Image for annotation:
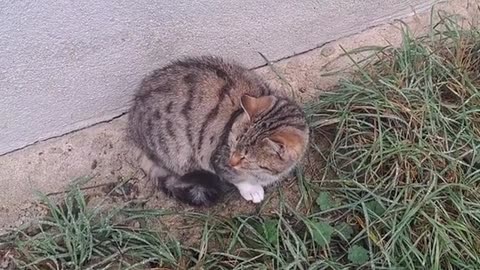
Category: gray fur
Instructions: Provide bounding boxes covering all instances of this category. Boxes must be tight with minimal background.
[127,56,309,206]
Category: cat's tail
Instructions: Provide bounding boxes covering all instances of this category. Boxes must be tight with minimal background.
[159,170,224,207]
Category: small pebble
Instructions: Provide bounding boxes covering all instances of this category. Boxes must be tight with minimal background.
[19,203,31,210]
[91,159,98,170]
[321,45,335,57]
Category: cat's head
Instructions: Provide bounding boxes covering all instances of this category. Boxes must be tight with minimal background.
[228,95,309,177]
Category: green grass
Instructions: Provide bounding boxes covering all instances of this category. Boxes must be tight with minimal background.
[2,14,480,270]
[1,185,182,269]
[307,15,480,269]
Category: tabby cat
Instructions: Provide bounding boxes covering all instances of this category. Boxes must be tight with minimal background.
[127,56,309,207]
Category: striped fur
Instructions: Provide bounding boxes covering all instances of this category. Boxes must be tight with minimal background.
[128,56,309,206]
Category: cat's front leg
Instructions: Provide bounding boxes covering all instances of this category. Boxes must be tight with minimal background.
[234,181,264,203]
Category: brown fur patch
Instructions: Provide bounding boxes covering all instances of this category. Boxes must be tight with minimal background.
[270,127,306,159]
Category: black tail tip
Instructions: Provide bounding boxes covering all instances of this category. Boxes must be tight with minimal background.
[161,170,224,207]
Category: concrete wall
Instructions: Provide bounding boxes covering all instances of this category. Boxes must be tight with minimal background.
[0,0,434,155]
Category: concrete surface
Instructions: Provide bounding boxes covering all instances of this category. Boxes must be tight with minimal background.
[0,0,437,155]
[1,0,478,234]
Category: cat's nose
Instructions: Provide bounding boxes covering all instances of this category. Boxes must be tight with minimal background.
[229,152,242,167]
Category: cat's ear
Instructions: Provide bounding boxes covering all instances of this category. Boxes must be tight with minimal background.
[240,95,276,120]
[268,127,305,160]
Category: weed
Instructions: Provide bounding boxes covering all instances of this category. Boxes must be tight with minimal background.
[2,186,181,269]
[307,14,480,269]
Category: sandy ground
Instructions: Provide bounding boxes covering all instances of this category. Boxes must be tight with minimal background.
[0,0,478,235]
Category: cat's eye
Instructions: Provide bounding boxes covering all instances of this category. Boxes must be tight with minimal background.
[265,138,284,158]
[274,144,284,160]
[276,151,284,160]
[259,165,270,171]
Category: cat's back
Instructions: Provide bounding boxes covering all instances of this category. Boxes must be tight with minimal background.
[131,56,271,130]
[128,56,272,172]
[136,56,269,103]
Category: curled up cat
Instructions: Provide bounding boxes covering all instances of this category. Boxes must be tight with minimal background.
[127,56,309,207]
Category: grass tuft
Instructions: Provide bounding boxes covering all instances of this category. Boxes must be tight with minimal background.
[2,186,181,269]
[307,15,480,269]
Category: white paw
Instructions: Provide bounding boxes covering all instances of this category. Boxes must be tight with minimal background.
[235,182,265,203]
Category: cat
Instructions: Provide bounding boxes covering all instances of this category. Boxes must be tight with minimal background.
[127,56,309,207]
